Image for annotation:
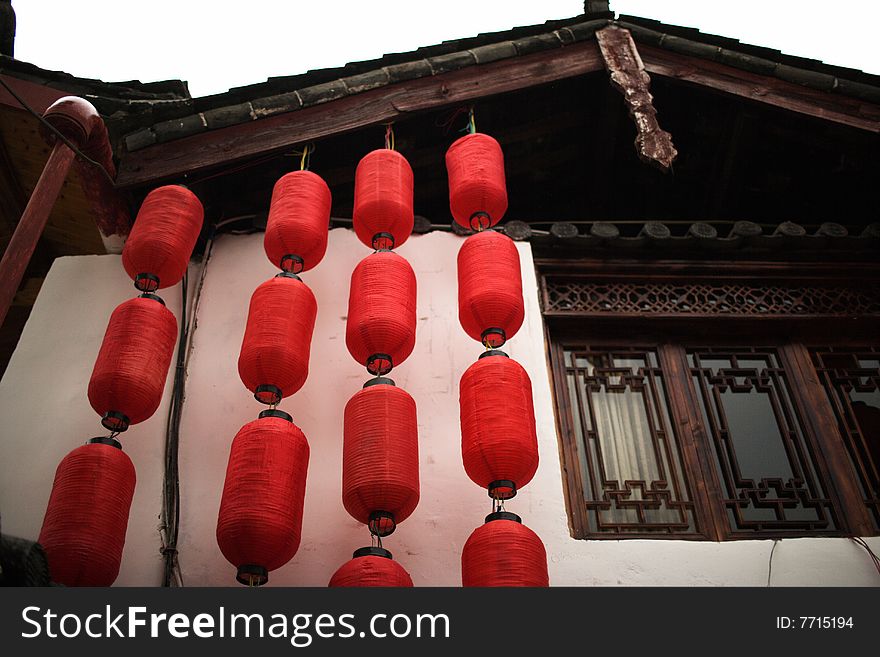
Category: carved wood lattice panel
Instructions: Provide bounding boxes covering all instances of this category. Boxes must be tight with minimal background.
[543,280,880,316]
[811,347,880,530]
[689,347,839,534]
[562,346,700,535]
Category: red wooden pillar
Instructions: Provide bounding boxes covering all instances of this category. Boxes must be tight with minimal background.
[0,96,103,328]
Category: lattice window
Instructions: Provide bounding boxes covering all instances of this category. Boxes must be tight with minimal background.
[689,348,839,535]
[561,346,699,536]
[811,347,880,529]
[543,280,880,316]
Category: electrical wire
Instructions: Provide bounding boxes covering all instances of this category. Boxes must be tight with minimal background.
[850,537,880,577]
[766,539,779,586]
[158,218,238,586]
[159,269,189,587]
[0,74,117,186]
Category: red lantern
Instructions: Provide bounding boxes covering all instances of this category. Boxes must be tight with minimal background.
[38,439,136,586]
[238,274,317,404]
[460,352,538,499]
[446,133,507,230]
[328,547,414,587]
[264,170,332,273]
[216,411,310,586]
[122,185,203,291]
[343,382,419,535]
[88,295,178,432]
[353,149,413,250]
[461,512,549,587]
[346,251,417,374]
[457,229,524,347]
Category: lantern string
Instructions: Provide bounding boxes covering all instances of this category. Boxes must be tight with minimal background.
[468,107,476,135]
[299,144,309,171]
[384,124,395,151]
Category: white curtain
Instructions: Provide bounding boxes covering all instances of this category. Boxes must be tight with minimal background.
[590,381,682,526]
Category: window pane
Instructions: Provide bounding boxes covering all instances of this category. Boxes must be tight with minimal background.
[811,347,880,529]
[563,346,698,536]
[690,348,838,535]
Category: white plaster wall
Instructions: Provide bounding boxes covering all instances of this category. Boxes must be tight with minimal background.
[1,230,878,586]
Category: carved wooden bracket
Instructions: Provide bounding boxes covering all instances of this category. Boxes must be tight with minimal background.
[596,25,678,171]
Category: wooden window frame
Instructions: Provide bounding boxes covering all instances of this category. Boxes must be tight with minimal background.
[538,258,880,541]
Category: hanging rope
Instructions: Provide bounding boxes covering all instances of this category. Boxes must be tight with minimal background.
[384,123,395,151]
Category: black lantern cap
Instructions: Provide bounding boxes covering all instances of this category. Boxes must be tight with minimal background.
[138,292,166,306]
[469,212,491,231]
[280,254,304,274]
[254,384,283,405]
[134,272,160,293]
[485,511,522,524]
[488,480,517,500]
[101,411,130,433]
[363,376,395,388]
[478,349,509,360]
[367,353,393,376]
[353,546,393,560]
[258,409,293,422]
[88,436,122,450]
[371,232,395,251]
[236,564,268,586]
[481,327,507,349]
[368,510,396,537]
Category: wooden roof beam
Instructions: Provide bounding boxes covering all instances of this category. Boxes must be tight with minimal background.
[115,41,606,189]
[637,43,880,133]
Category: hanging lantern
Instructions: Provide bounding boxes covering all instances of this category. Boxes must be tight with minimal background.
[328,547,414,587]
[122,185,203,292]
[238,273,317,405]
[353,149,414,250]
[88,295,178,432]
[461,512,548,587]
[264,170,332,273]
[459,351,538,499]
[216,411,310,586]
[446,132,507,230]
[457,229,524,348]
[342,381,419,536]
[38,438,136,586]
[346,251,417,375]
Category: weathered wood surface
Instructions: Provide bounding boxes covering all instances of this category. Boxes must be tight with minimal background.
[638,43,880,133]
[596,26,678,171]
[117,42,605,188]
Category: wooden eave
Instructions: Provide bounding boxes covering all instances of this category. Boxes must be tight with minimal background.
[114,20,880,189]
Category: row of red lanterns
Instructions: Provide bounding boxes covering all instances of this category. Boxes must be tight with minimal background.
[38,117,549,587]
[216,156,331,586]
[448,119,549,587]
[330,135,419,586]
[39,185,204,585]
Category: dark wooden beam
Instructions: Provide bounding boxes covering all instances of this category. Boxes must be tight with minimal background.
[638,44,880,133]
[0,74,66,114]
[596,26,678,171]
[0,141,75,328]
[116,42,605,189]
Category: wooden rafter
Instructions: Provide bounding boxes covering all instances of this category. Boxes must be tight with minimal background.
[638,43,880,133]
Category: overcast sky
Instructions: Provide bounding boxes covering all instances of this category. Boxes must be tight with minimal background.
[12,1,880,97]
